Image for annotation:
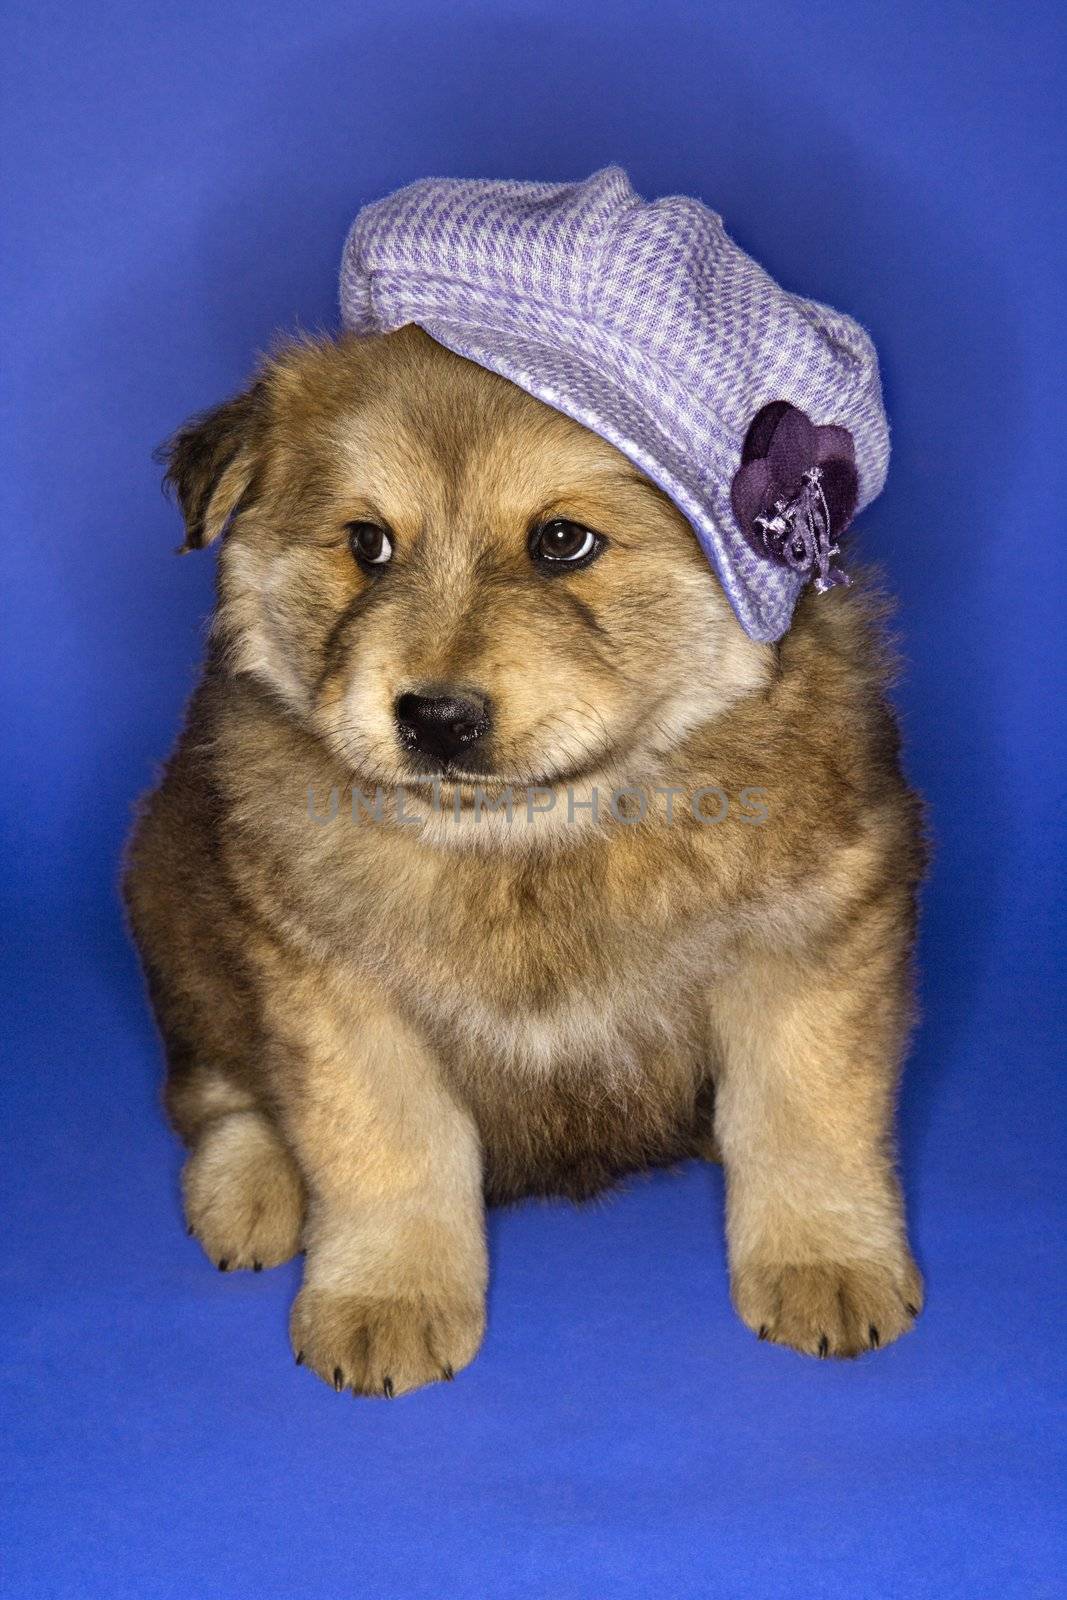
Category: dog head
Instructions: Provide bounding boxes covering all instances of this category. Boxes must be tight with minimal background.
[163,326,770,813]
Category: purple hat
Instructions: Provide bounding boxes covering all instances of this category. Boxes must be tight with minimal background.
[339,165,889,642]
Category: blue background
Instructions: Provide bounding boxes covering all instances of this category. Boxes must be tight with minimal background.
[3,1,1064,1595]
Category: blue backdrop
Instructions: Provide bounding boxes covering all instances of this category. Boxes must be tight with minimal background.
[3,2,1064,1595]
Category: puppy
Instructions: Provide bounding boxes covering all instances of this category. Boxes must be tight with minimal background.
[123,324,925,1396]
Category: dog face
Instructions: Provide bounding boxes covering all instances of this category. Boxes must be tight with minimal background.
[166,326,769,807]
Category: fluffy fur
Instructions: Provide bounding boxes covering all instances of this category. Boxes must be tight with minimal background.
[123,325,926,1396]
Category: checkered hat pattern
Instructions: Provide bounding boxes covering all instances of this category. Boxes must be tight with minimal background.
[339,165,889,642]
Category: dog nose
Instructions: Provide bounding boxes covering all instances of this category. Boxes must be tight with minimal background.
[394,689,491,765]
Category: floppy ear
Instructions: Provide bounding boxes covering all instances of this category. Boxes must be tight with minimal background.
[158,384,265,552]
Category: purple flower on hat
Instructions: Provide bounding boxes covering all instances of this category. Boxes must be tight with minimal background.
[730,402,859,593]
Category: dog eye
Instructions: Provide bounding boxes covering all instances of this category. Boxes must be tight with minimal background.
[529,519,604,570]
[347,521,393,567]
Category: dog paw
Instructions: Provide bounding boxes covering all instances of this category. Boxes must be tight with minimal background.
[290,1286,484,1397]
[183,1110,304,1271]
[732,1257,923,1359]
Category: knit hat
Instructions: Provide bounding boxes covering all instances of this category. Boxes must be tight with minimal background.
[339,165,889,643]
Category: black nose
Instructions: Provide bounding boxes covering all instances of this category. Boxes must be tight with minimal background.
[394,689,491,766]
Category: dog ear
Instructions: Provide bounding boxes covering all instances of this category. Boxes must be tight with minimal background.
[158,383,265,552]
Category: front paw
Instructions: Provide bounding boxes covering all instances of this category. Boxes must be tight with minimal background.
[183,1111,304,1272]
[290,1285,485,1397]
[732,1256,923,1359]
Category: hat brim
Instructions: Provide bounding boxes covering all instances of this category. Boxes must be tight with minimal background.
[410,316,804,644]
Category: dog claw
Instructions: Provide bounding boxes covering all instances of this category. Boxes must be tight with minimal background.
[253,1261,263,1272]
[757,1325,769,1341]
[294,1350,304,1366]
[383,1376,395,1398]
[217,1259,229,1272]
[818,1335,829,1358]
[905,1302,919,1318]
[441,1364,455,1381]
[333,1367,344,1392]
[868,1324,880,1348]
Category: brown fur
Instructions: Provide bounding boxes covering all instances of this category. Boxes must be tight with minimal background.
[123,326,926,1395]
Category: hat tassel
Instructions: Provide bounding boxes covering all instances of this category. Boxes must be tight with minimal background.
[755,466,851,594]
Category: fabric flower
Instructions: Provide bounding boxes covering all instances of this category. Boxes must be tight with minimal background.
[730,402,859,592]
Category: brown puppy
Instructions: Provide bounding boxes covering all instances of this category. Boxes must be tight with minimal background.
[123,324,925,1396]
